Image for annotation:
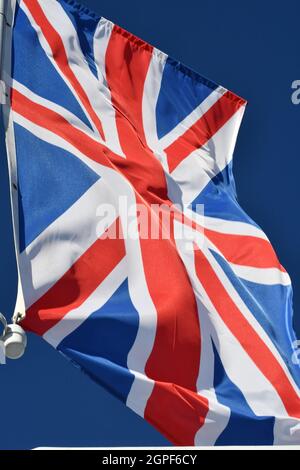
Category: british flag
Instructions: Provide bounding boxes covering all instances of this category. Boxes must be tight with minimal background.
[4,0,300,445]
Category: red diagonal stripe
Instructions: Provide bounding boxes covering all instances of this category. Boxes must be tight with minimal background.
[172,210,287,272]
[23,0,105,140]
[141,210,209,445]
[12,89,107,168]
[140,215,201,390]
[105,27,171,204]
[145,382,209,445]
[165,91,244,173]
[205,229,287,271]
[194,247,300,418]
[21,219,125,336]
[105,25,153,148]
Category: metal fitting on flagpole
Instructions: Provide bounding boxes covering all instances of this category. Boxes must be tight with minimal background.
[0,312,27,360]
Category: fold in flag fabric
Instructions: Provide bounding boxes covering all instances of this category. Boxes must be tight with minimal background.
[5,0,300,445]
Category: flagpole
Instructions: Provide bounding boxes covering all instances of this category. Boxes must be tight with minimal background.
[0,0,27,360]
[0,0,26,325]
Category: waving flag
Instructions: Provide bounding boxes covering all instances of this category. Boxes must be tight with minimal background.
[3,0,300,445]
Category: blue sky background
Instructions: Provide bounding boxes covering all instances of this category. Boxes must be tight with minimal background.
[1,0,300,449]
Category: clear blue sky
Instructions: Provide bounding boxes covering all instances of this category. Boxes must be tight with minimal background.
[1,0,300,449]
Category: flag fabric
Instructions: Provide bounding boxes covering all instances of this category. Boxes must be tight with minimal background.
[5,0,300,445]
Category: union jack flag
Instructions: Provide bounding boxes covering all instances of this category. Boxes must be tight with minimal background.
[4,0,300,445]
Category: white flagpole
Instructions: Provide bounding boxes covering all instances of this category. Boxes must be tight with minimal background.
[0,0,27,360]
[0,0,26,323]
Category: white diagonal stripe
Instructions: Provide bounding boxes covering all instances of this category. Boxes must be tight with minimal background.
[44,257,127,348]
[184,209,269,241]
[93,17,125,157]
[230,264,291,286]
[170,106,245,205]
[175,221,300,444]
[158,86,226,150]
[174,220,231,445]
[13,79,96,139]
[142,48,168,170]
[19,178,118,309]
[202,240,300,398]
[20,0,102,138]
